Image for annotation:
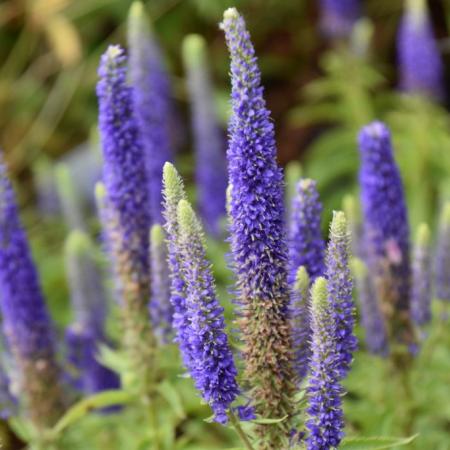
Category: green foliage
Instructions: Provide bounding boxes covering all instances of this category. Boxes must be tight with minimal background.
[291,44,450,230]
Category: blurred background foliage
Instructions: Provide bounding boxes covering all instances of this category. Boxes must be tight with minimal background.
[1,0,450,449]
[1,0,450,219]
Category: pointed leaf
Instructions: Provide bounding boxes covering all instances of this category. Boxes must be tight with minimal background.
[340,434,418,450]
[157,380,186,419]
[51,390,133,436]
[251,415,288,425]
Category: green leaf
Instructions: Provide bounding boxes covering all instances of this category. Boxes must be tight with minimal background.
[157,380,186,419]
[340,434,418,449]
[97,344,130,374]
[8,416,33,441]
[51,389,133,436]
[251,415,288,425]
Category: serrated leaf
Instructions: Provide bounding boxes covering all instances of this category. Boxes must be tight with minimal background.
[251,415,288,425]
[157,380,186,419]
[50,389,133,436]
[340,434,418,450]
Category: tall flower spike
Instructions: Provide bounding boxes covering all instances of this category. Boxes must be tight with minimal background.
[220,8,295,446]
[0,159,65,428]
[319,0,361,39]
[290,266,311,381]
[288,178,325,285]
[411,224,432,326]
[149,225,172,343]
[162,163,192,369]
[54,163,85,231]
[128,1,173,225]
[97,45,155,393]
[434,202,450,302]
[397,0,444,100]
[182,34,227,237]
[352,258,389,356]
[326,211,357,378]
[306,277,344,450]
[177,199,239,424]
[64,231,119,394]
[358,121,413,347]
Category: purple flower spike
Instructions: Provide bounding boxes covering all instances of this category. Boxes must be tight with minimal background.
[176,199,239,424]
[0,158,65,428]
[97,45,155,391]
[290,266,311,381]
[162,163,193,370]
[64,230,119,394]
[411,224,432,326]
[220,8,295,443]
[326,211,357,378]
[183,34,227,237]
[128,2,173,225]
[65,325,119,396]
[358,121,414,346]
[306,277,345,450]
[397,0,444,100]
[288,178,325,285]
[149,225,173,343]
[319,0,361,39]
[434,202,450,302]
[352,258,389,356]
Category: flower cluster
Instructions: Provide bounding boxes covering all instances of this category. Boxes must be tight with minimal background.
[397,0,444,100]
[358,121,414,347]
[353,258,389,356]
[306,277,345,450]
[325,211,357,378]
[182,34,227,237]
[319,0,361,39]
[220,7,295,445]
[96,45,155,392]
[288,178,325,284]
[176,199,239,423]
[128,1,174,224]
[162,162,192,370]
[0,158,65,428]
[64,230,119,394]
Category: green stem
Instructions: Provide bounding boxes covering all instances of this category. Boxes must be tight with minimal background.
[229,410,255,450]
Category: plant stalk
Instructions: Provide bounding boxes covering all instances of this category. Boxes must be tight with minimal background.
[229,410,255,450]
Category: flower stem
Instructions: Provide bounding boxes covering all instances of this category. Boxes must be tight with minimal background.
[229,411,255,450]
